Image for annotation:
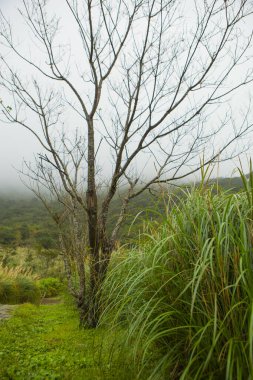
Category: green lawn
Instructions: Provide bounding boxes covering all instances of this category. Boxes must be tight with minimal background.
[0,298,131,380]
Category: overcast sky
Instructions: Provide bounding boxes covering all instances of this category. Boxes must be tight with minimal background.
[0,0,253,192]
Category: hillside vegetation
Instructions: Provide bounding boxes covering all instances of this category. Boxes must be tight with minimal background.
[0,174,246,249]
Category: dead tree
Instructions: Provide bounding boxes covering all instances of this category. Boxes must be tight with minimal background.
[0,0,253,326]
[21,133,88,310]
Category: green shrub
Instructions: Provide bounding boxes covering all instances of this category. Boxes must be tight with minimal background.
[37,277,63,297]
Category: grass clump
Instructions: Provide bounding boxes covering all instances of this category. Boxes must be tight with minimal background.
[0,263,40,304]
[101,181,253,379]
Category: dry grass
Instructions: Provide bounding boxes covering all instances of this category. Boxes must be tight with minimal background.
[0,261,38,280]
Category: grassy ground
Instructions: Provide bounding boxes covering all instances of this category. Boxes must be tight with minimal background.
[0,298,133,380]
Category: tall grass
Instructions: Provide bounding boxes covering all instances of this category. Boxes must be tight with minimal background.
[100,174,253,379]
[0,262,40,304]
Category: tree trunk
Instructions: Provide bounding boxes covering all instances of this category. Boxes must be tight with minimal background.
[85,118,100,327]
[86,236,113,327]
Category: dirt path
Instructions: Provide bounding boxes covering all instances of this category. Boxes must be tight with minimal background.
[0,305,17,320]
[0,299,61,321]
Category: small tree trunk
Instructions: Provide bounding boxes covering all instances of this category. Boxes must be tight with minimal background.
[71,201,87,308]
[59,232,77,298]
[76,254,86,307]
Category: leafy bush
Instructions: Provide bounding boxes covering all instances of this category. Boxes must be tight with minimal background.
[37,277,63,297]
[101,179,253,379]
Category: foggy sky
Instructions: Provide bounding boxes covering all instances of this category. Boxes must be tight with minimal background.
[0,0,253,192]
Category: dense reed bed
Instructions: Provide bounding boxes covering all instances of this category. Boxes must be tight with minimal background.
[100,172,253,379]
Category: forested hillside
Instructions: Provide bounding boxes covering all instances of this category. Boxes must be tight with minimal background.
[0,190,164,248]
[0,197,58,248]
[0,174,245,248]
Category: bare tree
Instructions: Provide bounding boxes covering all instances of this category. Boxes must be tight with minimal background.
[21,132,88,310]
[0,0,253,326]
